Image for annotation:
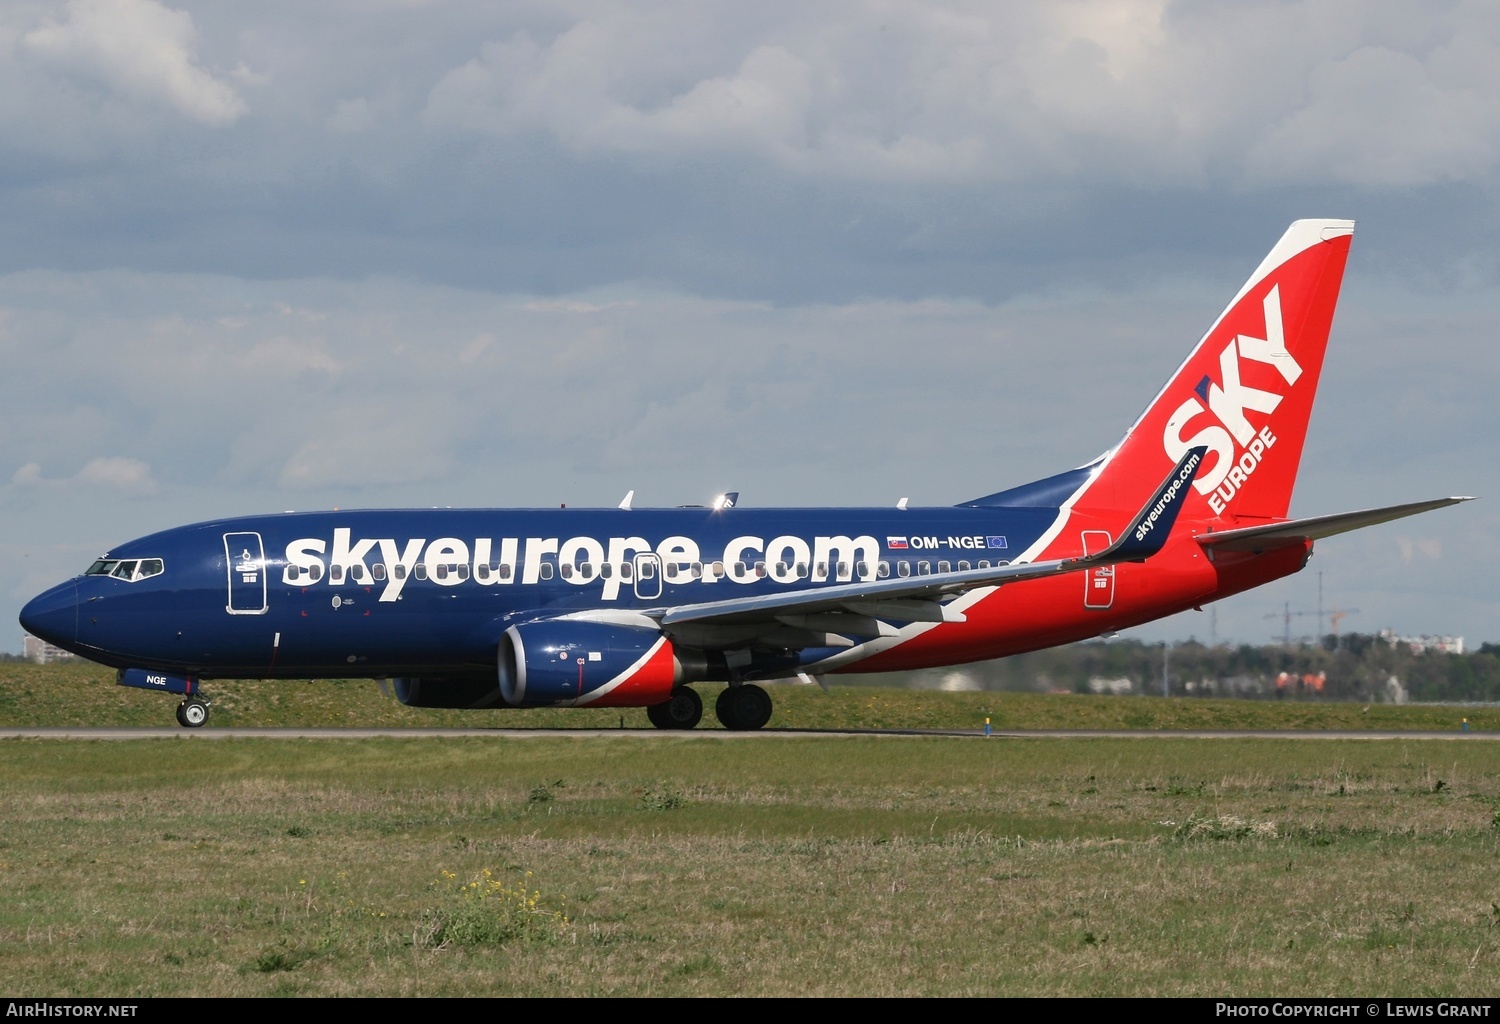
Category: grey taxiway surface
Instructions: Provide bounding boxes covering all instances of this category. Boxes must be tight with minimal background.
[0,728,1493,741]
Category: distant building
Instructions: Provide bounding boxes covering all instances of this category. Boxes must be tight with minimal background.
[1378,630,1465,655]
[22,633,78,664]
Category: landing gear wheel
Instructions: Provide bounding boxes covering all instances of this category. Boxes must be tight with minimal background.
[715,684,772,731]
[176,699,209,729]
[646,687,702,730]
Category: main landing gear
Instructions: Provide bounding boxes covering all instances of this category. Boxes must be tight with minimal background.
[646,687,702,730]
[645,684,773,731]
[175,698,210,728]
[715,684,772,731]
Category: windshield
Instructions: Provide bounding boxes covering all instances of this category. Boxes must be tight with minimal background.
[85,558,164,582]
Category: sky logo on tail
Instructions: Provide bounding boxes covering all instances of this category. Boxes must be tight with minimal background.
[1161,285,1301,513]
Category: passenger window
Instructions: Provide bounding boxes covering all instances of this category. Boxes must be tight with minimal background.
[600,563,612,579]
[711,561,724,577]
[638,561,654,580]
[938,561,950,573]
[309,564,322,583]
[918,561,931,575]
[897,561,910,578]
[978,560,990,570]
[476,565,489,582]
[394,565,406,580]
[755,561,766,578]
[815,562,828,580]
[436,564,448,580]
[855,561,867,578]
[734,561,747,576]
[499,564,512,580]
[351,564,366,583]
[373,564,387,581]
[795,562,808,579]
[540,563,554,580]
[837,561,849,578]
[691,562,703,580]
[414,564,427,581]
[331,565,344,583]
[878,561,890,578]
[560,564,573,580]
[458,564,470,580]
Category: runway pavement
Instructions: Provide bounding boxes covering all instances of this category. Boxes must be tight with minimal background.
[0,727,1493,740]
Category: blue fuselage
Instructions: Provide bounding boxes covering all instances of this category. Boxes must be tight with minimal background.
[22,505,1058,680]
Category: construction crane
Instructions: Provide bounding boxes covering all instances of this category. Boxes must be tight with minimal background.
[1328,608,1361,640]
[1265,602,1316,646]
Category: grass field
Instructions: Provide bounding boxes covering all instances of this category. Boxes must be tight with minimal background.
[2,734,1500,996]
[2,663,1499,996]
[1,661,1496,732]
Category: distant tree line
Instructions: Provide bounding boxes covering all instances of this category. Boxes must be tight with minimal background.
[877,634,1500,703]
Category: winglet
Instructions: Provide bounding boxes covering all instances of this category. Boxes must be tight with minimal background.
[1096,446,1207,562]
[618,490,635,511]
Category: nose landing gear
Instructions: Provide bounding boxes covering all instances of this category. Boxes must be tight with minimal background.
[117,668,210,729]
[175,698,210,728]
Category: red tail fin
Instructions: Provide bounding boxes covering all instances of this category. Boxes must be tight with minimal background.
[1082,219,1353,523]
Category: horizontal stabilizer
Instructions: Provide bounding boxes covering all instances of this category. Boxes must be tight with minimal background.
[1197,497,1474,553]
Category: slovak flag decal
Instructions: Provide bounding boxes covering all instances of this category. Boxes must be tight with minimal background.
[886,537,908,550]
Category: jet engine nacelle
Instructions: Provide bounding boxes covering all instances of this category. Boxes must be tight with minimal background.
[498,620,685,707]
[392,676,507,709]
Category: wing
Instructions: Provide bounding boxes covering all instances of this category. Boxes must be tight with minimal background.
[1196,496,1474,553]
[646,447,1207,648]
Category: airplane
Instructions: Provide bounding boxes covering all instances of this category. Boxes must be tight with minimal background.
[19,219,1471,729]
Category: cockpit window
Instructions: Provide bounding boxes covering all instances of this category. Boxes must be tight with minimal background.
[86,557,164,582]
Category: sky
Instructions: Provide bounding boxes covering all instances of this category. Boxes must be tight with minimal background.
[2,0,1497,654]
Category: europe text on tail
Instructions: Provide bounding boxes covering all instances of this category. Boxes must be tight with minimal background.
[19,220,1473,730]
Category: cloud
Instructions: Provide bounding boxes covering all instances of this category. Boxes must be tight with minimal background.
[326,96,377,135]
[411,2,1500,189]
[13,456,158,495]
[0,5,1497,652]
[1246,44,1500,187]
[1395,536,1444,564]
[23,0,246,125]
[234,336,342,376]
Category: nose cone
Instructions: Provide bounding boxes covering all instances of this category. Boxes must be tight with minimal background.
[20,581,77,649]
